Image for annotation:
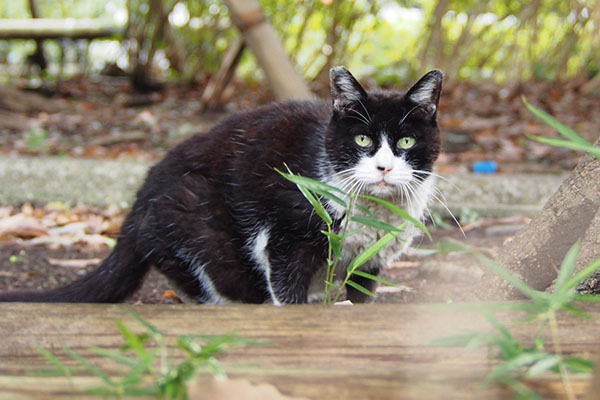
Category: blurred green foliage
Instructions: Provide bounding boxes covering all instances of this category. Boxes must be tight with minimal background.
[1,0,599,86]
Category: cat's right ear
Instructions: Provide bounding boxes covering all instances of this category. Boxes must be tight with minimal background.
[330,66,368,113]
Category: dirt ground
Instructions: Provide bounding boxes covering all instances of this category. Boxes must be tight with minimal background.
[1,75,588,304]
[0,214,525,304]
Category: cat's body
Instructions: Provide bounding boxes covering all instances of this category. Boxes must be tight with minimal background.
[0,67,442,304]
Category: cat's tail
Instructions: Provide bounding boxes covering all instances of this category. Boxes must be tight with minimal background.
[0,226,150,303]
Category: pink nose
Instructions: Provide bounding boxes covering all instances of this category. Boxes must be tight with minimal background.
[377,166,392,174]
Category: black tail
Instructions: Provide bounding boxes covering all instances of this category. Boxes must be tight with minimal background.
[0,231,150,303]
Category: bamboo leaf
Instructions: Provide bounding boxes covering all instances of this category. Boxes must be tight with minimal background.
[351,269,409,290]
[359,194,431,239]
[522,97,590,146]
[525,355,560,377]
[276,168,347,208]
[528,136,600,159]
[455,242,548,303]
[122,349,159,386]
[554,242,580,292]
[115,319,148,359]
[65,347,115,387]
[120,308,164,337]
[347,228,401,273]
[487,352,549,383]
[345,279,377,298]
[564,255,600,293]
[35,345,72,377]
[123,386,162,396]
[89,346,139,368]
[551,242,581,309]
[350,215,404,233]
[322,230,343,258]
[296,183,333,226]
[562,356,595,373]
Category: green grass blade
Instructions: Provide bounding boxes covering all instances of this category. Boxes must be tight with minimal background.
[115,319,148,359]
[429,332,483,347]
[119,308,164,337]
[474,252,547,302]
[345,279,377,298]
[562,356,595,373]
[525,355,560,377]
[487,351,549,383]
[359,194,431,239]
[85,387,118,396]
[573,293,600,302]
[354,204,375,218]
[528,136,600,159]
[560,303,592,319]
[276,168,347,208]
[347,228,401,273]
[322,231,343,258]
[564,255,600,291]
[89,346,139,368]
[522,97,590,146]
[554,242,580,292]
[64,347,115,387]
[296,183,333,226]
[36,345,72,376]
[123,386,162,396]
[350,215,404,233]
[351,269,410,291]
[122,349,159,386]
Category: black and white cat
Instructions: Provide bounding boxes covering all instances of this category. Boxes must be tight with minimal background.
[0,67,442,304]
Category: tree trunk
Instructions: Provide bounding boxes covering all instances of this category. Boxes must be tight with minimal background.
[477,139,600,299]
[28,0,47,71]
[223,0,312,101]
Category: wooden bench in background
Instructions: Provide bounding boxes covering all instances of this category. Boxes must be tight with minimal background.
[0,303,597,399]
[0,19,121,40]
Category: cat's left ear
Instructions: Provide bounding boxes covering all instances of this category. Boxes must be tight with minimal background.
[405,70,443,119]
[330,66,368,113]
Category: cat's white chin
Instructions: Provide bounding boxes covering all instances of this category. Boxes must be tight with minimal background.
[366,181,398,197]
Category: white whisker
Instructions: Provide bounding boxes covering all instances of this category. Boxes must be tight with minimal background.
[399,105,419,125]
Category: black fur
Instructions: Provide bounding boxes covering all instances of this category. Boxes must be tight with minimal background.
[0,67,442,304]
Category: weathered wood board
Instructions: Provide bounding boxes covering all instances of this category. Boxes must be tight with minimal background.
[0,303,597,399]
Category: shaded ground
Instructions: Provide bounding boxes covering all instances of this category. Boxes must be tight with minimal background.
[0,206,526,304]
[0,76,592,303]
[1,76,598,173]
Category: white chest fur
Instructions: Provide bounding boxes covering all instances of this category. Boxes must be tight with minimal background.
[339,175,436,269]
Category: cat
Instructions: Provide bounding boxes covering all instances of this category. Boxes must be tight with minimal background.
[0,67,442,304]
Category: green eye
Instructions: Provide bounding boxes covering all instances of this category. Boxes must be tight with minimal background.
[397,136,416,149]
[354,134,372,147]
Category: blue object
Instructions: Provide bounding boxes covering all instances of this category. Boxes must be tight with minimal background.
[473,160,497,174]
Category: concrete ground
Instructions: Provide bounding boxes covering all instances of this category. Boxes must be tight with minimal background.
[0,156,567,217]
[0,155,570,304]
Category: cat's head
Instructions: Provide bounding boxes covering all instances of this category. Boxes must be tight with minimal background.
[324,67,442,198]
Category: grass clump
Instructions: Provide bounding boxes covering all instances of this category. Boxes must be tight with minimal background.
[277,166,428,303]
[35,308,266,399]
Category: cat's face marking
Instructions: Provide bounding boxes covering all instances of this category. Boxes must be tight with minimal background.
[352,136,414,197]
[325,67,443,199]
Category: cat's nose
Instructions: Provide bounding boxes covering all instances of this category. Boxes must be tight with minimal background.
[377,165,392,174]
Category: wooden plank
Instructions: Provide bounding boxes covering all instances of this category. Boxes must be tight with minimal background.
[0,19,121,40]
[0,303,596,399]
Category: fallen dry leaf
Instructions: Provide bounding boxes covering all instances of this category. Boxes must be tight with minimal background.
[190,376,311,400]
[162,289,181,300]
[46,258,102,268]
[0,214,47,238]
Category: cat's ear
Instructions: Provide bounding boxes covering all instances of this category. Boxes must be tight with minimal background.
[405,70,443,119]
[330,66,368,113]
